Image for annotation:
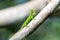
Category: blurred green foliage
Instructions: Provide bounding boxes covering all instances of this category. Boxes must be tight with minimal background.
[0,0,28,9]
[0,0,60,40]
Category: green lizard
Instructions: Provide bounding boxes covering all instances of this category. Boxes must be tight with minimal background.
[20,9,35,29]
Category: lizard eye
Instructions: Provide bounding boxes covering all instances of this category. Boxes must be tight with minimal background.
[30,9,34,12]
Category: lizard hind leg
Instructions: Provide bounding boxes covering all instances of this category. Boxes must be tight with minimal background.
[21,24,26,29]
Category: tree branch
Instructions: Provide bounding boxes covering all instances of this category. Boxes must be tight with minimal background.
[9,0,60,40]
[0,0,49,26]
